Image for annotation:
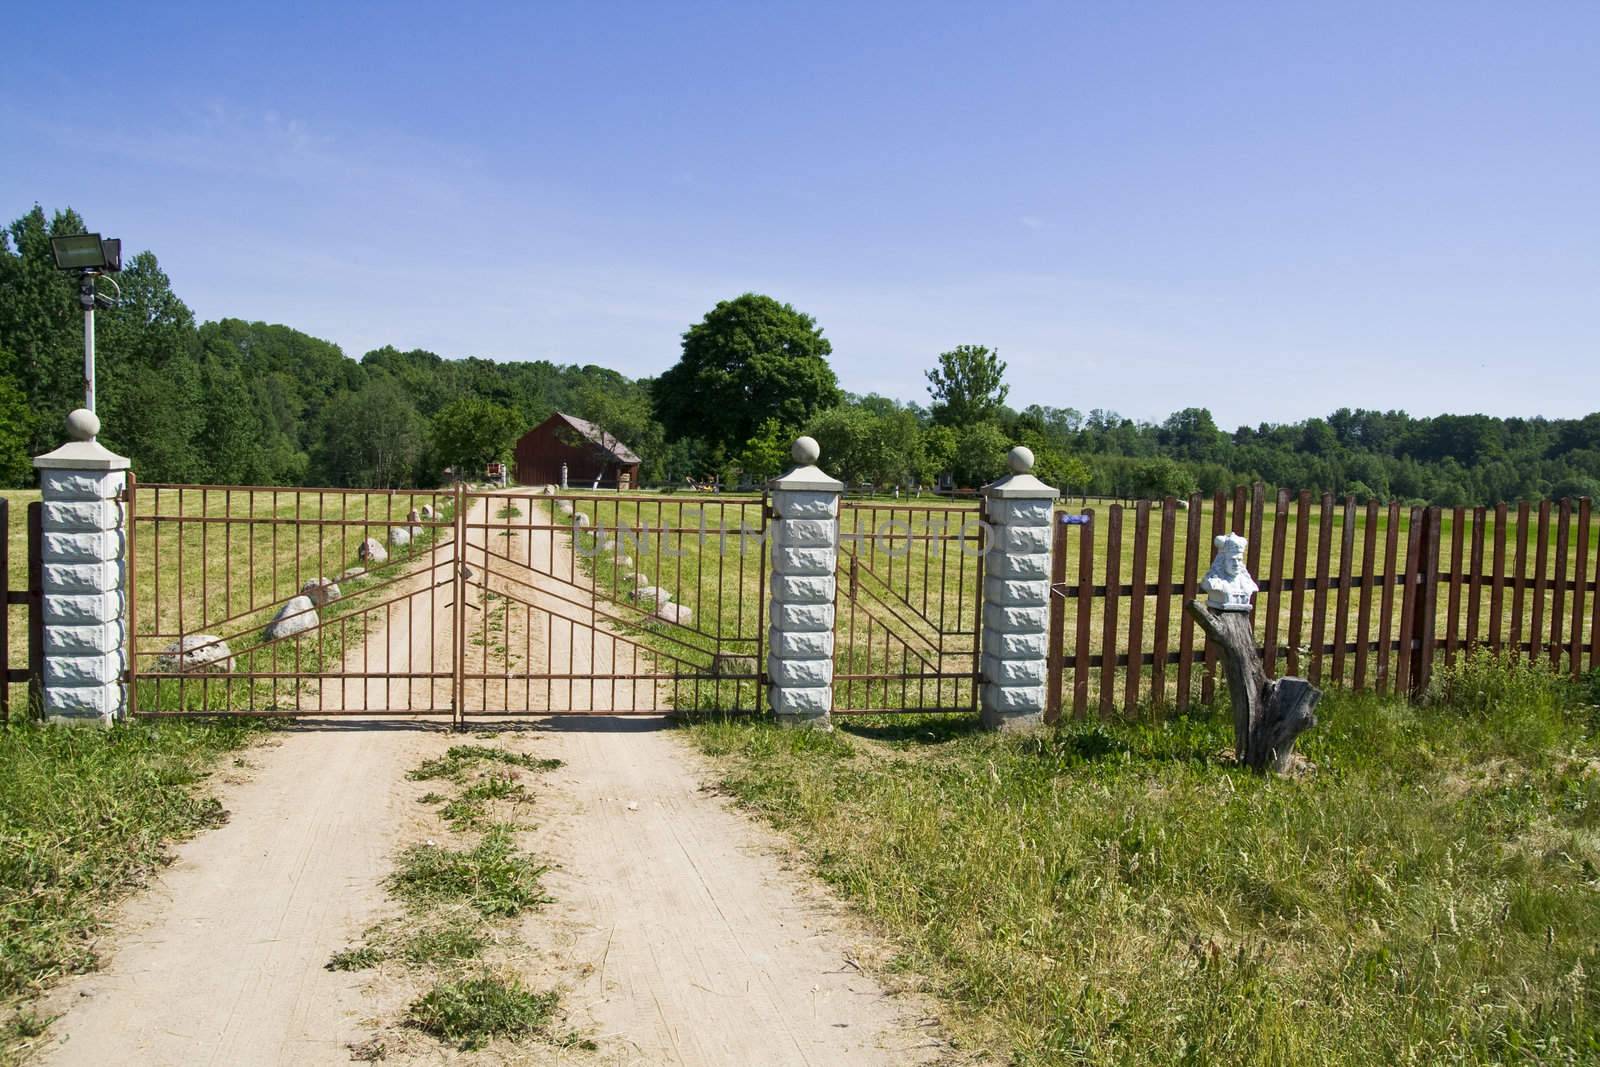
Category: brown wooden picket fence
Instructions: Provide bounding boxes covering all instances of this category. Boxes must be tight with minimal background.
[1045,485,1598,720]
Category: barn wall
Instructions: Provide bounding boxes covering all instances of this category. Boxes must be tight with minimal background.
[512,417,640,487]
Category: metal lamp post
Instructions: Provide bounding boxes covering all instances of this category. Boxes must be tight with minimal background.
[48,233,122,416]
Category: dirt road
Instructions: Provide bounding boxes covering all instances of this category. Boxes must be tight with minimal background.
[37,490,949,1066]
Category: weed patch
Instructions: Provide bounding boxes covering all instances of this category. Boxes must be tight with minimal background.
[407,971,556,1050]
[407,745,562,783]
[439,774,530,829]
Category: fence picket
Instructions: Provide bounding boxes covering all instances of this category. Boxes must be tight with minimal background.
[1396,507,1424,696]
[1571,498,1590,678]
[1466,507,1486,652]
[1551,499,1570,671]
[1247,483,1266,579]
[1176,494,1202,710]
[1201,491,1227,705]
[1417,508,1442,693]
[1287,491,1312,677]
[1377,501,1401,693]
[1333,495,1356,685]
[1046,514,1067,723]
[1310,493,1334,685]
[1354,499,1378,690]
[1264,489,1290,676]
[1100,505,1122,717]
[1512,503,1530,658]
[1126,501,1150,715]
[1073,509,1094,718]
[1532,500,1551,662]
[1152,499,1175,708]
[1445,506,1465,666]
[1489,503,1507,654]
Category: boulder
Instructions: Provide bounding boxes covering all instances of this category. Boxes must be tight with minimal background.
[616,554,634,569]
[338,566,366,583]
[156,634,233,674]
[572,512,591,529]
[265,596,318,641]
[409,525,424,539]
[300,577,343,608]
[388,526,412,547]
[631,584,667,607]
[358,538,388,565]
[419,504,435,519]
[654,602,693,625]
[407,507,421,523]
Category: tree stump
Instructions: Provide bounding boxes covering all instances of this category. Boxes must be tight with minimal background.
[1184,600,1321,774]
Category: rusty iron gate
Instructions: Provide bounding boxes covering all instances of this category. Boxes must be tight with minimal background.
[455,490,766,717]
[126,482,767,722]
[832,499,986,713]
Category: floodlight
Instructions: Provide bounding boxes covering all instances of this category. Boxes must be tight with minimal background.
[48,230,124,417]
[50,233,108,270]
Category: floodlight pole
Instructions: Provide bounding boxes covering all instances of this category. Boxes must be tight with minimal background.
[79,272,96,413]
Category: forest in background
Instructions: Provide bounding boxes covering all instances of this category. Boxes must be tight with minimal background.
[4,202,1599,507]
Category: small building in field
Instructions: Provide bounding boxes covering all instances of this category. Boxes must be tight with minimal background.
[512,412,642,489]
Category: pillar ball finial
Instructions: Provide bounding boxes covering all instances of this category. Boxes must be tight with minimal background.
[66,408,100,442]
[1007,445,1034,475]
[792,435,820,465]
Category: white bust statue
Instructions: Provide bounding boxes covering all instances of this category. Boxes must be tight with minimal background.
[1202,533,1258,612]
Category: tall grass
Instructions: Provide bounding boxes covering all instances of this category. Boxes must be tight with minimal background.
[689,652,1600,1065]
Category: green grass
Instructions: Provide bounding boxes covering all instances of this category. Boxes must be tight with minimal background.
[439,774,530,830]
[0,718,258,1059]
[687,652,1600,1065]
[406,744,562,782]
[390,826,551,919]
[406,971,558,1050]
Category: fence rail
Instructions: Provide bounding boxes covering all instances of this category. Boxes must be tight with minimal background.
[1047,486,1600,720]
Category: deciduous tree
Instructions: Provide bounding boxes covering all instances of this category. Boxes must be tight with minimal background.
[654,294,840,454]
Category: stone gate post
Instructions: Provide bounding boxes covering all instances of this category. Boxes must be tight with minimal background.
[766,436,841,729]
[979,446,1058,731]
[33,409,131,725]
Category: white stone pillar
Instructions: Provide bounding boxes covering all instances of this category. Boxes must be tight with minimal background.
[979,446,1058,731]
[766,436,842,729]
[33,409,131,726]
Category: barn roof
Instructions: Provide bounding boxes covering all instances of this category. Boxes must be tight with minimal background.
[551,412,642,464]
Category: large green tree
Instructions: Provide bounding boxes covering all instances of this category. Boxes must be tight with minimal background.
[653,293,841,455]
[429,396,520,477]
[926,344,1008,427]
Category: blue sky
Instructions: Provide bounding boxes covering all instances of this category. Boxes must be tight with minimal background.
[2,1,1596,428]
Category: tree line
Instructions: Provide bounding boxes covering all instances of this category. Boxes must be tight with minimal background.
[4,203,1598,507]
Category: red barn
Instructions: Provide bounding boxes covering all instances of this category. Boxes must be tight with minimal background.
[512,412,642,489]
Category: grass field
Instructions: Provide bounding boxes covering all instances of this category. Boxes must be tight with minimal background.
[689,652,1600,1065]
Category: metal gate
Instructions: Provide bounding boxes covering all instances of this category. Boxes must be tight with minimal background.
[454,489,766,717]
[832,500,985,714]
[126,482,767,721]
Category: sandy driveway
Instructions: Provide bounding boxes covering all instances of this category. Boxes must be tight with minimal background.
[36,490,949,1066]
